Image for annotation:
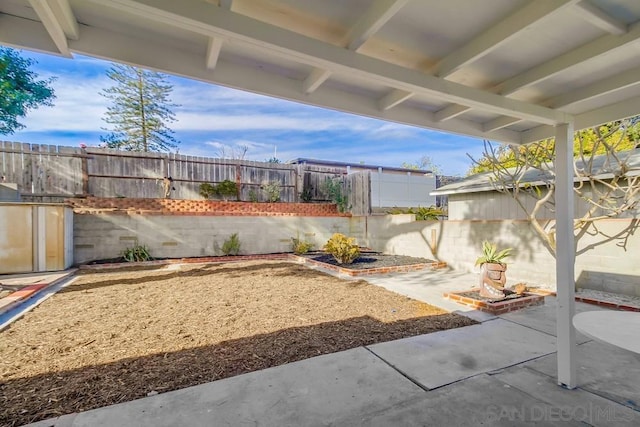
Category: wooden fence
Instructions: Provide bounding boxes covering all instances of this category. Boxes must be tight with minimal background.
[0,142,372,213]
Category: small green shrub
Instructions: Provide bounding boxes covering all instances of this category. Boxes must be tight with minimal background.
[222,233,241,256]
[300,186,313,202]
[199,183,217,199]
[412,206,445,220]
[217,179,238,200]
[324,233,360,264]
[248,189,259,202]
[122,244,151,262]
[291,237,313,255]
[322,178,349,213]
[386,205,445,220]
[262,181,281,202]
[199,180,238,200]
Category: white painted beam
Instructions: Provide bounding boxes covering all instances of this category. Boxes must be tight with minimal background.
[575,96,640,131]
[548,65,640,108]
[521,125,555,144]
[96,0,568,125]
[50,0,79,40]
[344,0,409,51]
[554,122,577,389]
[482,116,522,133]
[434,104,470,122]
[574,1,627,35]
[0,13,64,55]
[302,68,331,94]
[435,0,578,78]
[219,0,232,10]
[205,36,223,70]
[28,0,71,57]
[377,89,413,111]
[497,21,640,95]
[64,22,522,144]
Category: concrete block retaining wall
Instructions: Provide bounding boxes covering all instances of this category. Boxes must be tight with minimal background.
[71,199,639,296]
[74,214,364,264]
[363,215,640,296]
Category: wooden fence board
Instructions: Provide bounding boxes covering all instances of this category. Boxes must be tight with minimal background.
[0,143,372,212]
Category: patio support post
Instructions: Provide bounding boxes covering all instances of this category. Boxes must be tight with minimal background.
[554,122,577,389]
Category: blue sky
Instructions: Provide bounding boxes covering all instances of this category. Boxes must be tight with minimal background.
[12,50,490,176]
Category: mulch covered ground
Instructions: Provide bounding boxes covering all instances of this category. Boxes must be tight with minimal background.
[0,260,475,426]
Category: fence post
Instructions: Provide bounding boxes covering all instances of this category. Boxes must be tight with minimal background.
[294,164,299,202]
[235,160,242,201]
[81,148,89,196]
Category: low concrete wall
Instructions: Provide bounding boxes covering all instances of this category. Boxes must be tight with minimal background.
[363,215,640,295]
[73,212,639,296]
[74,214,364,264]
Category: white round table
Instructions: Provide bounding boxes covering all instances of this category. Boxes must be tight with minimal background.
[573,311,640,354]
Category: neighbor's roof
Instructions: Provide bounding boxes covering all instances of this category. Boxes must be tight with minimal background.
[2,0,639,146]
[431,148,640,195]
[288,158,432,174]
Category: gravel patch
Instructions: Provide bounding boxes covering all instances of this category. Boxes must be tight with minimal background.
[303,252,433,270]
[576,288,640,309]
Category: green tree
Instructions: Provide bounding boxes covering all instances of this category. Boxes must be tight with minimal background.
[0,48,55,135]
[101,64,179,152]
[401,155,442,174]
[468,118,639,175]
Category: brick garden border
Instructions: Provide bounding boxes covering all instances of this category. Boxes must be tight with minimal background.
[291,255,447,276]
[78,253,447,277]
[78,254,292,271]
[444,289,545,315]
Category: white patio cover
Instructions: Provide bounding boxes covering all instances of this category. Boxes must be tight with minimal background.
[2,0,640,388]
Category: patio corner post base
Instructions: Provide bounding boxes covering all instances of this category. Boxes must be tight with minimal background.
[555,122,577,389]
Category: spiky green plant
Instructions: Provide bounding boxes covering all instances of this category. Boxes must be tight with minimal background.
[475,241,512,266]
[222,233,241,256]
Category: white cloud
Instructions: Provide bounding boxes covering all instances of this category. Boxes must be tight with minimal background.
[19,75,109,132]
[367,123,420,140]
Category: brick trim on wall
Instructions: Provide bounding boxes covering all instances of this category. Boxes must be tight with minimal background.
[65,197,349,217]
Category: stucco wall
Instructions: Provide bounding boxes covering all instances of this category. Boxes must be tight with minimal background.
[447,184,639,221]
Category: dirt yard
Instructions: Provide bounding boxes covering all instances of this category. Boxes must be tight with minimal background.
[0,261,475,426]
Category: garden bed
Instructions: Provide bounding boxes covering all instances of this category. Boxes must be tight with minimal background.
[299,252,446,276]
[0,260,474,426]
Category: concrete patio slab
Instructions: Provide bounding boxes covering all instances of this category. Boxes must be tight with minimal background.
[499,297,607,344]
[363,269,498,322]
[367,318,557,390]
[34,347,427,427]
[348,374,584,426]
[525,340,640,411]
[492,365,640,425]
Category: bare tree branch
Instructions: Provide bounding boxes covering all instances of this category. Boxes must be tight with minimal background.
[468,118,640,257]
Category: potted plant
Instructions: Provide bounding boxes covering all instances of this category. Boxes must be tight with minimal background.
[475,241,512,299]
